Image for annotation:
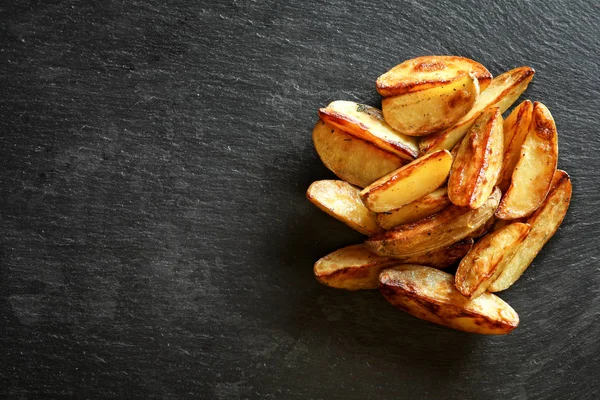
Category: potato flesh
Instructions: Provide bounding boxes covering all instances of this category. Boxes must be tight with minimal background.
[365,187,501,258]
[319,101,418,160]
[381,74,479,136]
[312,121,405,188]
[496,102,558,219]
[306,180,382,236]
[420,66,535,154]
[375,187,450,230]
[360,150,452,213]
[489,170,572,291]
[455,222,530,299]
[376,55,492,96]
[497,100,534,191]
[379,265,519,334]
[448,107,504,208]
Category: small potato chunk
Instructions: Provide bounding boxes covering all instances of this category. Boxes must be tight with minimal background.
[306,180,382,236]
[375,187,450,230]
[318,101,418,160]
[312,120,406,188]
[365,187,501,258]
[379,265,519,334]
[360,150,452,213]
[455,222,531,299]
[376,55,492,96]
[496,102,558,219]
[382,73,479,136]
[420,66,535,154]
[448,107,504,209]
[314,244,400,290]
[497,100,534,191]
[489,170,572,292]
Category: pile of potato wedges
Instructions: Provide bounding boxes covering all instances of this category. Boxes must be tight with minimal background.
[308,56,572,335]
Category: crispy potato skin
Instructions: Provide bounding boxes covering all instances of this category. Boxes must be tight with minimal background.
[379,265,519,334]
[489,170,572,291]
[398,238,473,269]
[455,222,531,299]
[376,56,492,96]
[496,102,558,219]
[420,66,534,154]
[365,187,501,258]
[375,187,450,230]
[306,180,382,236]
[318,101,418,160]
[360,150,452,213]
[312,120,405,188]
[448,107,504,208]
[381,73,479,136]
[498,101,534,191]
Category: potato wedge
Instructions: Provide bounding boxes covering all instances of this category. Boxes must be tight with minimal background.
[489,170,572,291]
[495,102,558,219]
[379,265,519,334]
[314,240,474,290]
[381,73,479,136]
[455,222,530,299]
[497,100,534,191]
[376,55,492,96]
[314,244,400,290]
[375,187,450,230]
[312,120,406,188]
[307,180,382,236]
[360,150,452,213]
[365,187,501,258]
[318,101,418,160]
[420,66,535,154]
[466,215,496,240]
[448,107,504,208]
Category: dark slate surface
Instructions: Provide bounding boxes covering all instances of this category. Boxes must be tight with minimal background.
[1,0,599,398]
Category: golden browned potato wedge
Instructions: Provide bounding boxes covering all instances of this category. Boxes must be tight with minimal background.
[448,107,504,208]
[306,180,382,236]
[318,101,418,160]
[365,187,501,258]
[495,102,558,219]
[420,66,535,154]
[489,170,572,292]
[455,222,531,299]
[465,215,496,240]
[375,187,450,230]
[497,100,534,191]
[381,73,479,136]
[376,55,492,96]
[314,240,474,290]
[314,244,400,290]
[312,120,406,188]
[360,150,452,213]
[379,265,519,334]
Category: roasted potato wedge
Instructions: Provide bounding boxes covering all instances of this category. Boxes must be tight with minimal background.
[420,66,535,154]
[365,187,501,258]
[495,102,558,219]
[490,170,572,291]
[379,265,519,334]
[455,222,531,299]
[318,101,418,160]
[314,239,474,290]
[314,244,400,290]
[376,55,492,96]
[448,107,504,208]
[360,150,452,213]
[307,180,382,236]
[497,100,534,191]
[312,120,405,188]
[382,73,479,136]
[375,187,450,230]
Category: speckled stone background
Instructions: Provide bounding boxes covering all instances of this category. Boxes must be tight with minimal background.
[1,0,599,398]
